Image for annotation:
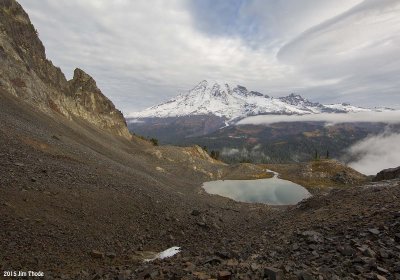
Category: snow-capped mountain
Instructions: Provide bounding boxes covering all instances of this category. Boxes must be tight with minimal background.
[128,80,377,121]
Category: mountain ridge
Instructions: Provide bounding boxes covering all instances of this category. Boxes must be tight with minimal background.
[0,0,130,138]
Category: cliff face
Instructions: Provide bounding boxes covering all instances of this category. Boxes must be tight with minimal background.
[0,0,131,139]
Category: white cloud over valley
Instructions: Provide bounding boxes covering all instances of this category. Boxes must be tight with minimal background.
[237,111,400,126]
[347,132,400,175]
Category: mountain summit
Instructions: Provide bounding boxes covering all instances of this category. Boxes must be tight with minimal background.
[129,80,370,121]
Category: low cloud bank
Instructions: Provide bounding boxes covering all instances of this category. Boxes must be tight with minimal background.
[127,119,145,124]
[221,145,270,162]
[237,111,400,126]
[347,132,400,175]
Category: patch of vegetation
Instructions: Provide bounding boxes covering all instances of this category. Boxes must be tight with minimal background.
[202,146,220,160]
[313,150,330,161]
[264,159,367,193]
[210,150,220,160]
[131,132,160,146]
[149,138,158,146]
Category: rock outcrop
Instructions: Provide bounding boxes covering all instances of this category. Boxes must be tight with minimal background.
[373,166,400,181]
[0,0,131,138]
[67,68,130,138]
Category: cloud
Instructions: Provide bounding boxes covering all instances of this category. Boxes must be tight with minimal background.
[237,111,400,126]
[346,132,400,175]
[127,119,144,124]
[243,0,363,41]
[221,146,270,162]
[18,0,400,114]
[277,0,400,105]
[221,147,240,156]
[188,0,362,43]
[187,0,254,39]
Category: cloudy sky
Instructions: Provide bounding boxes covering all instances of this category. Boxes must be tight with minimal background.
[19,0,400,114]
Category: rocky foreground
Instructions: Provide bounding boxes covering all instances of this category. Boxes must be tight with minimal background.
[62,179,400,280]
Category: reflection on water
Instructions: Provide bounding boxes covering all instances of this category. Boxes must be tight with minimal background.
[202,174,311,205]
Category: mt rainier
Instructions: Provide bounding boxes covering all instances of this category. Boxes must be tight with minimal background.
[128,80,373,122]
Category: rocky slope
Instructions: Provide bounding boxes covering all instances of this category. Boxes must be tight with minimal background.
[0,88,269,276]
[0,0,130,138]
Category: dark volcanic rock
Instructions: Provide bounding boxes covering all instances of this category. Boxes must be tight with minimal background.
[373,166,400,181]
[191,209,201,216]
[90,250,104,259]
[264,267,283,280]
[217,270,232,280]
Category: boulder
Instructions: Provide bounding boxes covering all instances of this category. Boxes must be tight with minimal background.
[373,166,400,181]
[89,250,104,259]
[264,267,283,280]
[217,271,232,280]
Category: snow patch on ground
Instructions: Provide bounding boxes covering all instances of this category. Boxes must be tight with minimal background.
[266,169,279,178]
[144,246,181,262]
